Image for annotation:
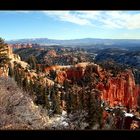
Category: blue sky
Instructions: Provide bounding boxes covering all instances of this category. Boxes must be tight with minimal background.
[0,11,140,40]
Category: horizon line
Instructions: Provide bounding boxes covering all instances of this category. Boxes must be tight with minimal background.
[6,37,140,41]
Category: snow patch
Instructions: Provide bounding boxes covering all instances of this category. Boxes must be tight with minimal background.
[123,111,134,117]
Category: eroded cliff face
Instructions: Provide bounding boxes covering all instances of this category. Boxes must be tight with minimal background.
[97,69,140,109]
[54,62,91,84]
[0,66,9,77]
[48,62,140,110]
[0,46,25,77]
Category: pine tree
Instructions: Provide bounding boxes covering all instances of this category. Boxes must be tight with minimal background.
[85,87,103,129]
[35,84,45,105]
[78,87,85,111]
[70,84,79,113]
[13,64,21,86]
[0,38,10,67]
[51,84,62,114]
[14,63,24,88]
[44,88,50,110]
[39,85,50,109]
[52,93,62,114]
[29,80,34,95]
[63,79,70,91]
[86,89,97,128]
[65,89,72,114]
[8,63,14,77]
[36,64,41,73]
[22,77,29,92]
[50,70,56,80]
[27,55,37,70]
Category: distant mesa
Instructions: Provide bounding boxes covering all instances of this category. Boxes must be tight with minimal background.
[6,38,140,48]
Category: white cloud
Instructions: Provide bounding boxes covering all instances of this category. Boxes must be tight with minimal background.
[100,11,140,29]
[42,11,92,26]
[42,11,140,30]
[10,10,140,29]
[72,11,101,19]
[1,10,140,29]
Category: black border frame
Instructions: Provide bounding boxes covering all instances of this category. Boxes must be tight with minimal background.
[0,0,140,10]
[0,0,140,139]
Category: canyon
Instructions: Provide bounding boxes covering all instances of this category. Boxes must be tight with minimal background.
[3,45,140,111]
[44,61,140,111]
[1,44,140,129]
[96,69,140,109]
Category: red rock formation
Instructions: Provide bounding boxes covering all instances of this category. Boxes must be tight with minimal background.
[54,67,84,84]
[54,62,90,84]
[44,65,62,73]
[74,62,90,68]
[47,50,57,57]
[45,62,140,110]
[44,65,70,73]
[66,67,84,81]
[97,69,140,109]
[55,71,67,84]
[8,43,32,49]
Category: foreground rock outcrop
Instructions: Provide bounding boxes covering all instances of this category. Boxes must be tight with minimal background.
[0,77,49,130]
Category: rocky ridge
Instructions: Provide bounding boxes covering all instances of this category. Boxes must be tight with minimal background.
[0,77,49,130]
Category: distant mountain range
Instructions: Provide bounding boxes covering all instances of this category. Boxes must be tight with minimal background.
[6,38,140,49]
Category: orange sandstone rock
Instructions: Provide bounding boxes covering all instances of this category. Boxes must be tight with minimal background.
[97,70,140,109]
